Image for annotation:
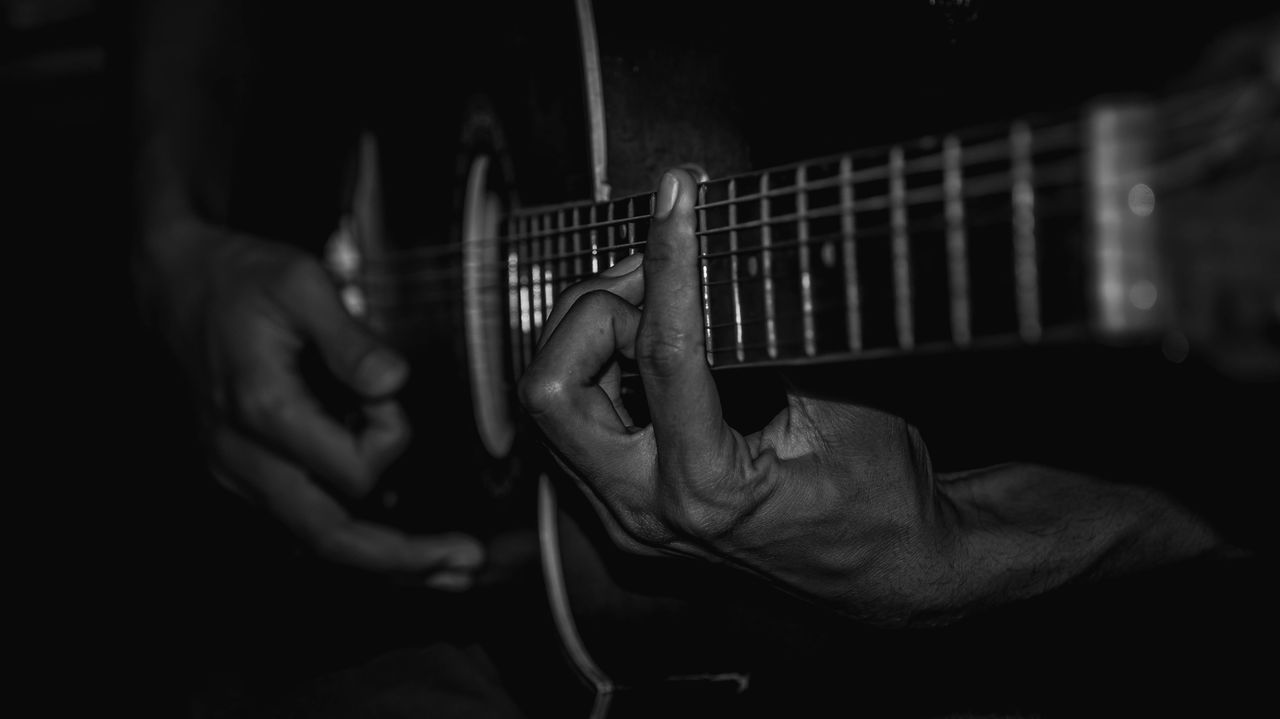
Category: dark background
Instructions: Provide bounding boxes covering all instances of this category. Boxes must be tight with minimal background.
[9,1,1275,717]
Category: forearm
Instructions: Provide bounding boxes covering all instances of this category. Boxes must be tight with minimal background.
[130,0,262,338]
[936,463,1235,618]
[132,0,253,256]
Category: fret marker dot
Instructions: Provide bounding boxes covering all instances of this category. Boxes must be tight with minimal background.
[821,241,837,268]
[747,256,759,277]
[1129,280,1157,310]
[1128,183,1155,217]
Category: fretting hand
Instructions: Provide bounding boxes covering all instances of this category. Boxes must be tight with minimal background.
[519,168,1228,627]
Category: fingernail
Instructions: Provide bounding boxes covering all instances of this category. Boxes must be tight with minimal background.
[600,252,643,277]
[654,171,679,220]
[356,349,408,396]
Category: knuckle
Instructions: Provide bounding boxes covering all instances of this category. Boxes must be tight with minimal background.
[660,494,737,541]
[636,330,701,378]
[517,368,570,418]
[613,509,673,553]
[551,283,588,314]
[385,417,413,454]
[340,468,378,499]
[278,253,329,291]
[575,288,622,315]
[308,529,351,565]
[655,462,755,542]
[234,384,293,428]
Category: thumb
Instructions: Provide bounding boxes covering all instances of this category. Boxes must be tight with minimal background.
[290,274,409,398]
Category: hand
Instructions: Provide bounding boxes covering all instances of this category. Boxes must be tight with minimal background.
[519,170,960,625]
[138,220,484,588]
[518,169,1229,627]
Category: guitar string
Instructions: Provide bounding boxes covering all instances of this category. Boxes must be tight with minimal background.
[350,157,1084,290]
[362,195,1088,313]
[351,100,1272,294]
[346,115,1086,266]
[358,193,1087,314]
[357,192,1086,306]
[338,78,1260,272]
[357,79,1263,372]
[361,158,1078,276]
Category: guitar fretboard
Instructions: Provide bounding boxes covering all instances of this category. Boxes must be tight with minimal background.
[502,113,1096,373]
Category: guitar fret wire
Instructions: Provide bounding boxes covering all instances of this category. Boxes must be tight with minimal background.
[796,165,816,357]
[890,145,914,350]
[606,200,616,268]
[1011,120,1042,342]
[840,155,861,351]
[626,196,637,269]
[696,183,714,366]
[589,202,600,274]
[533,214,543,339]
[527,215,540,364]
[517,216,533,371]
[572,206,584,290]
[760,173,778,359]
[531,215,545,344]
[944,134,972,346]
[729,177,745,363]
[549,210,559,318]
[555,210,565,313]
[545,211,559,321]
[507,242,522,374]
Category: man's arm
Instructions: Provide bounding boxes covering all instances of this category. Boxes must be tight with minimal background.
[132,0,249,253]
[519,168,1238,627]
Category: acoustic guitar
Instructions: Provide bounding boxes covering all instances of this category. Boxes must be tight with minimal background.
[326,1,1279,715]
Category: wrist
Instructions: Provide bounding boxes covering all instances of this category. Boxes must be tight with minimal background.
[131,215,227,335]
[939,464,1231,617]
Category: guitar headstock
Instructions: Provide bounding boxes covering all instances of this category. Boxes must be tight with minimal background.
[1156,42,1280,382]
[1086,21,1280,383]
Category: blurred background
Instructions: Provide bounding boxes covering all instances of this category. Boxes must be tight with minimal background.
[4,2,200,712]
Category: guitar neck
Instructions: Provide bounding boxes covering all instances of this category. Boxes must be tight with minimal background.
[502,102,1167,374]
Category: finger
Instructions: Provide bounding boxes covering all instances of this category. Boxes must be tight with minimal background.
[558,462,666,557]
[358,399,412,477]
[537,256,644,427]
[520,289,649,480]
[224,319,399,498]
[637,169,728,464]
[280,259,409,399]
[538,251,644,352]
[212,426,485,577]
